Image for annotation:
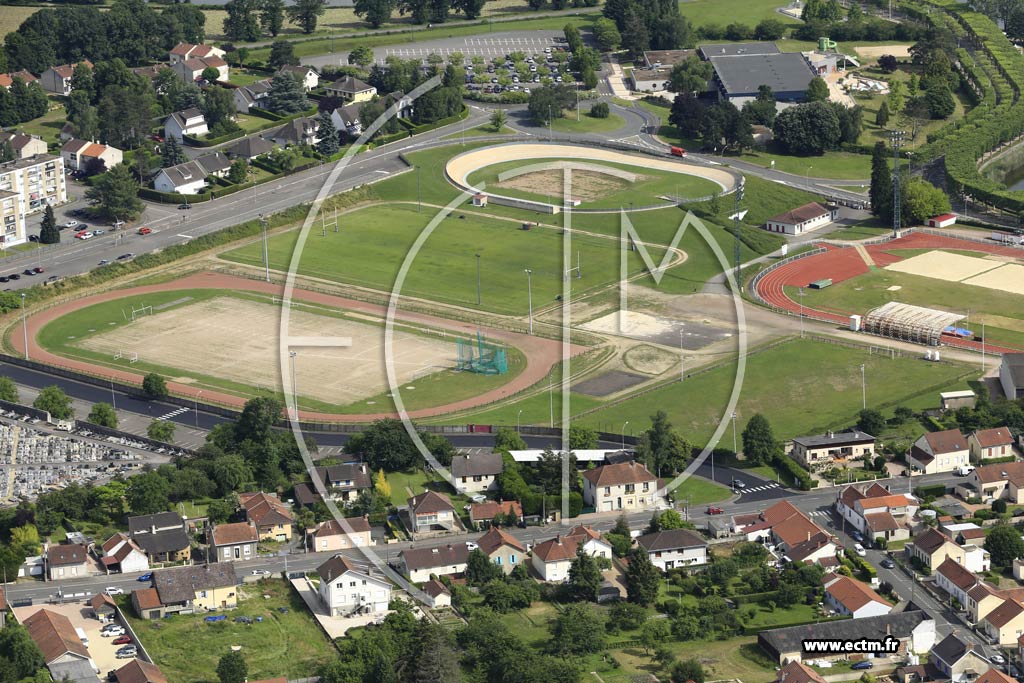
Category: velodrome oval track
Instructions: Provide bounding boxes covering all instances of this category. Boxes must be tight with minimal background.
[754,231,1023,353]
[445,142,740,199]
[12,272,580,423]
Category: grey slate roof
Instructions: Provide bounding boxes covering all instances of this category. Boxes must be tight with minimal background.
[759,610,930,657]
[400,542,470,571]
[327,75,373,93]
[226,136,274,159]
[932,633,974,668]
[167,108,204,129]
[153,564,237,605]
[792,430,875,449]
[699,42,781,58]
[636,528,707,552]
[451,451,503,478]
[158,160,208,189]
[710,52,815,97]
[129,512,185,534]
[195,152,231,174]
[128,512,190,556]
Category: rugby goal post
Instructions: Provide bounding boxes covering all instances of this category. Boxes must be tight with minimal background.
[130,305,153,322]
[129,352,138,363]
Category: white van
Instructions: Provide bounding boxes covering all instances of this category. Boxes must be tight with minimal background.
[75,626,89,648]
[957,465,975,476]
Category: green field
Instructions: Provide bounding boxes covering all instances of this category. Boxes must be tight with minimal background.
[549,111,626,135]
[680,0,800,28]
[578,338,973,442]
[465,157,722,209]
[220,203,669,315]
[125,580,335,683]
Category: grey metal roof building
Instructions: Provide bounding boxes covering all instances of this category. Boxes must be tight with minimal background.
[758,610,932,663]
[709,52,815,103]
[699,42,781,59]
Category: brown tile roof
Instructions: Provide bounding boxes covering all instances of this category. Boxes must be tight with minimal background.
[937,557,979,591]
[309,517,371,538]
[317,554,359,584]
[777,661,828,683]
[973,428,1014,448]
[786,532,836,563]
[240,492,293,527]
[984,598,1024,628]
[825,575,891,612]
[532,535,580,562]
[47,543,88,566]
[859,494,913,511]
[24,609,90,663]
[103,532,131,554]
[0,70,37,87]
[132,587,162,611]
[89,592,117,611]
[113,538,144,563]
[976,461,1024,484]
[772,511,826,549]
[409,490,454,515]
[477,527,525,555]
[171,43,198,56]
[767,201,831,226]
[210,522,258,546]
[864,511,902,532]
[49,60,93,79]
[565,524,605,543]
[839,486,866,508]
[923,428,968,455]
[976,669,1017,683]
[912,528,954,555]
[968,581,999,602]
[582,461,657,487]
[115,660,168,683]
[423,577,450,598]
[470,500,523,521]
[400,543,470,571]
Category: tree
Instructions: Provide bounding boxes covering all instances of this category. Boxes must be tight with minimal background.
[206,497,235,525]
[856,409,886,437]
[411,622,461,683]
[287,0,328,33]
[269,39,297,70]
[127,470,171,515]
[625,546,660,605]
[926,83,955,119]
[355,0,394,27]
[672,658,706,683]
[640,619,671,655]
[490,108,508,131]
[223,0,261,41]
[878,54,898,73]
[33,385,73,420]
[773,101,842,155]
[985,524,1024,567]
[261,0,286,35]
[316,110,339,156]
[670,93,705,137]
[876,100,890,128]
[567,544,602,601]
[806,76,829,102]
[637,411,691,476]
[902,177,951,224]
[568,424,598,449]
[742,413,779,464]
[0,376,18,402]
[466,548,503,586]
[39,205,60,245]
[267,71,309,115]
[142,373,169,399]
[217,651,248,683]
[594,17,622,51]
[201,66,222,83]
[754,18,786,40]
[582,67,599,90]
[349,46,376,67]
[654,509,686,530]
[164,3,207,43]
[452,0,485,19]
[373,468,391,500]
[85,164,143,220]
[550,603,606,655]
[161,135,186,168]
[669,56,713,94]
[870,141,892,219]
[0,141,13,164]
[0,623,45,683]
[887,79,906,114]
[148,419,176,443]
[87,402,118,428]
[527,83,575,123]
[564,24,583,53]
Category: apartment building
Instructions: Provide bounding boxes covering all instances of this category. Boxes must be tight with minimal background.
[0,154,66,246]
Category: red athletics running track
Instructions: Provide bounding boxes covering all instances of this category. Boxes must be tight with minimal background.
[755,232,1023,353]
[13,272,581,423]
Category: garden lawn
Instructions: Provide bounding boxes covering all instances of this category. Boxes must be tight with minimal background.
[17,103,68,147]
[125,579,336,683]
[670,475,731,505]
[730,146,873,180]
[386,469,435,506]
[609,637,778,683]
[549,111,626,135]
[577,337,974,443]
[496,602,559,649]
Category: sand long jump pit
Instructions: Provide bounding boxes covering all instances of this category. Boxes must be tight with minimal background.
[885,251,1004,281]
[75,296,456,406]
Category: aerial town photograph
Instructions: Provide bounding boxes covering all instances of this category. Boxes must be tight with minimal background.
[3,0,1024,681]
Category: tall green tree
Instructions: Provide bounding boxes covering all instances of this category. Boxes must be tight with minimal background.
[669,55,712,94]
[217,651,248,683]
[805,76,829,102]
[0,376,19,402]
[489,108,508,131]
[269,39,297,69]
[39,205,60,245]
[741,413,779,465]
[87,402,118,428]
[636,411,692,476]
[126,470,171,514]
[315,111,340,156]
[147,419,176,444]
[410,622,461,683]
[465,548,503,586]
[567,544,602,601]
[876,99,890,128]
[267,71,309,115]
[550,603,606,655]
[223,0,261,41]
[986,524,1024,567]
[161,135,186,168]
[142,373,169,399]
[287,0,328,33]
[355,0,395,27]
[870,141,892,219]
[624,546,660,605]
[0,623,45,683]
[452,0,485,18]
[33,385,73,420]
[261,0,286,35]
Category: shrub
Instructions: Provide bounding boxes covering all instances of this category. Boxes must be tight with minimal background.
[590,102,610,118]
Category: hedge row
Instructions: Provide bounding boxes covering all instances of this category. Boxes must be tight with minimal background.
[184,128,246,147]
[402,105,470,136]
[773,453,815,491]
[732,590,778,605]
[914,483,947,499]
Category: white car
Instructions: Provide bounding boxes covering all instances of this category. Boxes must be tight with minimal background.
[101,626,126,637]
[466,541,479,551]
[992,655,1006,665]
[854,543,866,557]
[64,220,79,229]
[250,569,270,576]
[105,586,125,595]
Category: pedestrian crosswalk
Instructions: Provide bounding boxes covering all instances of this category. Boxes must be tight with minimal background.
[156,406,189,421]
[739,482,781,493]
[808,510,831,519]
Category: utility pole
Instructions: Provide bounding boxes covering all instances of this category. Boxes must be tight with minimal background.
[733,182,744,289]
[621,421,629,450]
[890,130,905,238]
[475,253,481,306]
[110,379,116,411]
[525,268,533,335]
[860,363,867,410]
[259,213,270,282]
[289,351,298,420]
[981,320,986,371]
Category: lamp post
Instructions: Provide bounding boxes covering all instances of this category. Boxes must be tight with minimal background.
[621,420,629,450]
[981,320,986,371]
[195,390,202,429]
[475,253,481,307]
[524,268,533,335]
[548,373,553,428]
[517,409,523,433]
[289,351,298,420]
[20,293,27,360]
[731,412,738,455]
[679,330,684,382]
[798,287,805,338]
[860,363,866,410]
[259,213,270,283]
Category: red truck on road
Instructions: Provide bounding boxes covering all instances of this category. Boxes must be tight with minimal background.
[670,146,687,157]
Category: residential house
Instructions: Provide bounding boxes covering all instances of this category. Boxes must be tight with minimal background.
[789,430,876,471]
[976,670,1017,683]
[757,610,936,664]
[264,116,319,147]
[316,554,392,617]
[60,139,123,172]
[1001,354,1024,400]
[278,65,319,90]
[24,609,96,681]
[239,492,294,542]
[45,544,89,580]
[407,490,457,534]
[961,462,1024,504]
[530,534,579,582]
[422,578,451,608]
[908,429,969,474]
[325,76,376,103]
[196,152,231,178]
[936,557,981,607]
[822,574,892,618]
[153,160,210,195]
[981,597,1024,646]
[450,451,503,494]
[0,154,66,247]
[563,524,613,558]
[169,43,226,65]
[128,511,191,563]
[775,661,828,683]
[210,522,258,563]
[330,103,363,137]
[836,483,917,543]
[172,56,229,84]
[582,461,659,512]
[113,660,168,683]
[469,499,523,529]
[135,563,239,618]
[969,428,1015,463]
[635,528,708,571]
[476,526,526,575]
[967,581,1008,624]
[306,462,372,503]
[907,528,968,571]
[130,65,165,85]
[930,633,990,683]
[89,593,118,622]
[40,60,93,95]
[306,517,373,552]
[233,79,272,113]
[737,500,839,565]
[224,135,275,160]
[0,70,37,89]
[399,542,470,583]
[100,533,149,574]
[164,108,208,143]
[0,132,47,160]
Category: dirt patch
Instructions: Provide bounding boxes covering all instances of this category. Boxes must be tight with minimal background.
[581,309,733,350]
[622,343,678,375]
[854,45,911,59]
[963,263,1024,296]
[76,297,455,406]
[494,168,639,203]
[885,250,1002,282]
[573,369,649,397]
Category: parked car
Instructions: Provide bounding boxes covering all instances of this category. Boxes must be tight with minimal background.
[112,636,132,645]
[105,586,124,595]
[22,269,35,276]
[98,259,110,266]
[851,662,874,670]
[28,234,38,242]
[64,220,79,229]
[137,227,151,235]
[992,655,1006,665]
[880,559,895,569]
[93,229,105,235]
[100,622,122,632]
[115,646,137,659]
[250,569,270,576]
[117,253,134,260]
[0,277,8,283]
[8,273,20,280]
[465,541,479,551]
[33,266,43,273]
[137,573,152,582]
[706,506,724,515]
[854,543,866,557]
[851,531,864,542]
[732,480,746,489]
[101,626,126,637]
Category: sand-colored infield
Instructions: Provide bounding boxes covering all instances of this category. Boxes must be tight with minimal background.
[76,297,455,405]
[963,262,1024,296]
[496,168,640,203]
[885,251,1002,282]
[854,45,911,59]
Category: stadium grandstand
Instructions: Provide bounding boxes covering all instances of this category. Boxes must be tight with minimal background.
[862,302,965,346]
